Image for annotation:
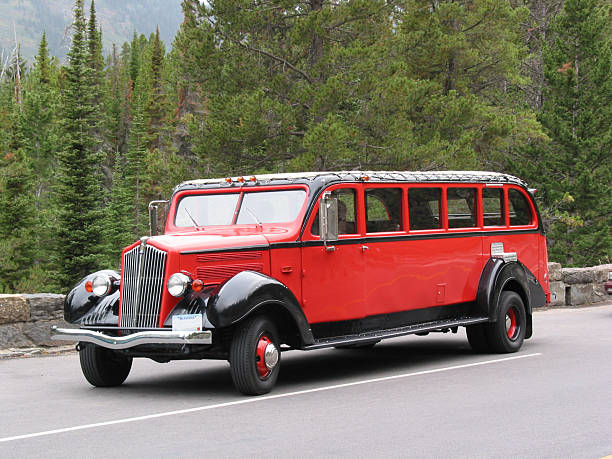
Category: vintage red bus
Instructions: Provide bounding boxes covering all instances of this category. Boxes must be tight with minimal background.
[53,171,550,395]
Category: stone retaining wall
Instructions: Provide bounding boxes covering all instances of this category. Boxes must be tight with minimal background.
[0,294,67,348]
[547,263,611,307]
[1,263,611,349]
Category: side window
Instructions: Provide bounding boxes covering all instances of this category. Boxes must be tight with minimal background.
[482,188,505,226]
[447,188,477,228]
[311,188,357,236]
[508,189,533,226]
[365,188,403,232]
[408,188,441,230]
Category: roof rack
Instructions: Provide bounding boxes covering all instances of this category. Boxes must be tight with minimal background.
[174,170,527,191]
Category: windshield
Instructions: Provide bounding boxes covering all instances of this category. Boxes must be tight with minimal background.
[175,189,307,227]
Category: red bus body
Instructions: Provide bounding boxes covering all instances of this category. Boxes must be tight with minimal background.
[57,171,550,395]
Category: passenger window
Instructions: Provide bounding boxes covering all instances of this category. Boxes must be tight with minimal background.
[447,188,477,228]
[482,188,505,226]
[365,188,403,232]
[311,188,357,235]
[408,188,441,230]
[508,189,532,226]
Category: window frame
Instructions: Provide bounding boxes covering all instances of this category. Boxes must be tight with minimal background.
[364,185,406,235]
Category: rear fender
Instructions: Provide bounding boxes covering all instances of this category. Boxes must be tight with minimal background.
[206,271,314,345]
[477,259,544,339]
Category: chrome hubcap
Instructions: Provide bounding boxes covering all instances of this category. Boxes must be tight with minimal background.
[505,315,512,331]
[264,343,279,370]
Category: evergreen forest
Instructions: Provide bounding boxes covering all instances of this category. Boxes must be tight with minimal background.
[0,0,610,293]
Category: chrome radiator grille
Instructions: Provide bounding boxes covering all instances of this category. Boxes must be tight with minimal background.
[120,243,167,328]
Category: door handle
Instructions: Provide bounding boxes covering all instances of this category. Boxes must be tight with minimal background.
[361,245,369,251]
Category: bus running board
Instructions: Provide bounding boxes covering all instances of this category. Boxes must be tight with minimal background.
[304,316,489,350]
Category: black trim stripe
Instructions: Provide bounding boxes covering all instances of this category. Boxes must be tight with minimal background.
[180,228,541,254]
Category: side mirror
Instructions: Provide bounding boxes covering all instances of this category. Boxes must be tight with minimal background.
[319,192,338,251]
[149,200,168,236]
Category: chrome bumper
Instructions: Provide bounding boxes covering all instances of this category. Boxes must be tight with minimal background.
[51,326,212,350]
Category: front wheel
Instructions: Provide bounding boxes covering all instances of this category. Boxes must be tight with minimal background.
[79,343,132,387]
[229,316,281,395]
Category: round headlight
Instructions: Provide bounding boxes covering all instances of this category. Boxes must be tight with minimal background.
[167,272,191,297]
[92,274,112,296]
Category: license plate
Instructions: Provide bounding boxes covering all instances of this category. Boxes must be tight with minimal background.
[172,314,203,331]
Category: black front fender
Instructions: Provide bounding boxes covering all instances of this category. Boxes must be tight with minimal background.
[206,271,314,345]
[64,270,120,325]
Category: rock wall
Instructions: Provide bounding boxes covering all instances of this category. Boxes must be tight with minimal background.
[0,263,610,349]
[547,263,611,307]
[0,294,68,349]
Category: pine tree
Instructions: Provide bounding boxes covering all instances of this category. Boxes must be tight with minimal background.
[14,33,63,291]
[0,148,37,292]
[102,150,134,268]
[86,0,110,187]
[19,32,61,194]
[53,0,106,289]
[177,0,544,175]
[524,0,611,265]
[146,26,165,149]
[125,103,148,235]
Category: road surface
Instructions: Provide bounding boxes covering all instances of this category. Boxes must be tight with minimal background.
[1,303,611,458]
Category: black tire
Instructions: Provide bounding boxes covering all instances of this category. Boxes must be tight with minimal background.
[466,324,490,353]
[79,343,132,387]
[229,316,281,395]
[485,291,527,353]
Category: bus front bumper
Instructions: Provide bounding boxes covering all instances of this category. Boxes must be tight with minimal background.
[51,326,212,350]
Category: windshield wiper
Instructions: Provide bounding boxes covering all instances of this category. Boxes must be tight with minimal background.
[242,205,262,225]
[183,207,204,230]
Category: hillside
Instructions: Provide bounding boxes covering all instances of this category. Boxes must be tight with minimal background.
[0,0,183,64]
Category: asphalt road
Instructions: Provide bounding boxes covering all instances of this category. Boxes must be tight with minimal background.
[1,303,611,458]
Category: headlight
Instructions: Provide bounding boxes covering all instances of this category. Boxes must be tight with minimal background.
[608,271,612,281]
[167,272,191,297]
[92,274,112,296]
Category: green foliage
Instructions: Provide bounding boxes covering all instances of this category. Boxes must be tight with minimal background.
[0,0,611,294]
[0,149,36,292]
[180,0,545,176]
[518,0,612,266]
[53,0,106,289]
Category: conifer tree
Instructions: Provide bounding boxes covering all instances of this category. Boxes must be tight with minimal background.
[102,150,134,267]
[19,32,61,194]
[0,148,36,292]
[522,0,611,265]
[178,0,544,175]
[54,0,106,289]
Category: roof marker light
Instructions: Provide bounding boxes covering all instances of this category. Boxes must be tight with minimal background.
[237,176,245,183]
[250,176,257,182]
[225,177,232,183]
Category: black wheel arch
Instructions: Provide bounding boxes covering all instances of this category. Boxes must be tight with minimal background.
[477,258,545,339]
[206,271,314,347]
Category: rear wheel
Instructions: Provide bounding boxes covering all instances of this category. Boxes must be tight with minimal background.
[229,316,281,395]
[485,291,527,353]
[79,343,132,387]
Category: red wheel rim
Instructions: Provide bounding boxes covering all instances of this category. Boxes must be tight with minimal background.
[506,307,518,340]
[256,335,272,379]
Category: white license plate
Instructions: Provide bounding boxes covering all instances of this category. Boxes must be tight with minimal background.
[172,314,203,331]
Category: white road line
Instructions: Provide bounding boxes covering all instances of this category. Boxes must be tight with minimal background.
[0,352,541,444]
